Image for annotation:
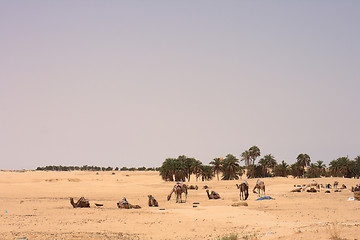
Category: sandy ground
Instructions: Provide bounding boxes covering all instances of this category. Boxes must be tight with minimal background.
[1,171,360,240]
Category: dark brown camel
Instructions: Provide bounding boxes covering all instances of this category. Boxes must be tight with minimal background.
[167,183,188,203]
[253,179,266,197]
[148,195,158,207]
[206,189,221,199]
[236,181,249,200]
[117,197,141,209]
[188,185,198,190]
[70,197,90,208]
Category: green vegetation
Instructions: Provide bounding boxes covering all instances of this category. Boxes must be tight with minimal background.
[36,147,360,180]
[36,165,159,172]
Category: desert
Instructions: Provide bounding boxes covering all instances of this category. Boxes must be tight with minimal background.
[1,170,359,240]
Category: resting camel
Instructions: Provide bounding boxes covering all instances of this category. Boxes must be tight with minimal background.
[302,180,320,192]
[352,184,360,192]
[206,189,221,199]
[70,197,90,208]
[188,185,198,190]
[253,179,265,197]
[167,183,188,203]
[291,188,302,192]
[148,195,158,207]
[117,197,141,209]
[236,180,249,200]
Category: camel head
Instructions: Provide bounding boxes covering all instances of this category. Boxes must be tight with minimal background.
[167,194,171,201]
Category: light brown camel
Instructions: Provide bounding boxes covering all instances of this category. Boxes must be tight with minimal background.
[70,197,90,208]
[117,197,141,209]
[291,188,302,192]
[206,189,221,199]
[302,180,320,192]
[253,179,265,197]
[148,195,158,207]
[236,180,249,200]
[167,183,188,203]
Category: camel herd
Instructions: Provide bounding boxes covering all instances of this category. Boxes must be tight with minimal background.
[69,180,268,208]
[291,180,352,193]
[70,180,360,209]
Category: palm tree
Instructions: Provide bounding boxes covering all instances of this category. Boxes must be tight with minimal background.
[222,154,240,180]
[274,160,289,177]
[296,153,311,178]
[199,165,214,181]
[210,158,222,180]
[249,146,261,165]
[314,160,326,176]
[192,160,203,181]
[240,150,251,167]
[159,158,176,181]
[259,154,277,177]
[307,163,320,178]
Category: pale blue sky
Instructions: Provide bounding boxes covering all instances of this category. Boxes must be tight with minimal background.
[1,1,359,169]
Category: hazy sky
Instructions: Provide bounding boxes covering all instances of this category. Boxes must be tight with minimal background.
[1,1,359,170]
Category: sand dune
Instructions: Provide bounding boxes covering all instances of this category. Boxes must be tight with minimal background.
[1,170,359,239]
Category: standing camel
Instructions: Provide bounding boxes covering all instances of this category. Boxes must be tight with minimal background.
[167,183,188,203]
[253,179,265,197]
[236,180,249,200]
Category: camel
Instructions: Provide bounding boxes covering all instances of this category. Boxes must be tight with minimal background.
[70,197,90,208]
[291,188,302,192]
[148,195,158,207]
[206,189,221,199]
[253,179,265,197]
[188,185,198,190]
[307,187,317,193]
[302,180,320,192]
[236,180,249,200]
[117,197,141,209]
[167,183,188,203]
[352,184,360,192]
[334,181,339,189]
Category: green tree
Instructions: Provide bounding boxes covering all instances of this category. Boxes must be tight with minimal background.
[274,160,289,177]
[249,146,261,165]
[221,154,241,180]
[210,158,222,180]
[296,153,311,177]
[259,154,277,177]
[240,150,251,167]
[199,165,214,181]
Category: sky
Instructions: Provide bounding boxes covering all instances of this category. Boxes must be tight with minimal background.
[1,1,360,170]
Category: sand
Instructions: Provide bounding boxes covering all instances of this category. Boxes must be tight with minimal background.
[1,170,360,240]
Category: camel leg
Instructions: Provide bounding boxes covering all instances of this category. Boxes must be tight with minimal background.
[167,189,175,201]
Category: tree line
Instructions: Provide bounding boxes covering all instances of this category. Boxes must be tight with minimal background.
[159,146,360,181]
[36,165,159,171]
